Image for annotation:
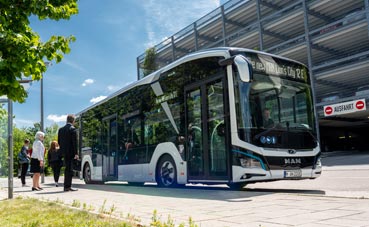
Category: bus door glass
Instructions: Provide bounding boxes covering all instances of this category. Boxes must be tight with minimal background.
[102,115,118,179]
[185,77,228,180]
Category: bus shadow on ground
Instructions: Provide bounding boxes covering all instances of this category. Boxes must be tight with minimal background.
[245,188,325,195]
[73,182,325,202]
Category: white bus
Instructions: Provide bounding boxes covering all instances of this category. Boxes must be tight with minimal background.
[76,47,321,189]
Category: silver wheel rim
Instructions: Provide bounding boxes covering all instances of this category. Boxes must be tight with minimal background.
[85,166,91,182]
[160,161,175,186]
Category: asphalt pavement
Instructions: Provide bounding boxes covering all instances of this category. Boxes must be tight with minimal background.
[1,151,369,227]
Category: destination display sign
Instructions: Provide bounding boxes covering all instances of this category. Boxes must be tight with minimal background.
[246,53,309,83]
[324,99,366,117]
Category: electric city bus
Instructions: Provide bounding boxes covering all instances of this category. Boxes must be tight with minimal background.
[76,47,321,189]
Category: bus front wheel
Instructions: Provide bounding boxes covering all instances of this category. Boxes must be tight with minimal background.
[228,182,247,190]
[156,155,178,187]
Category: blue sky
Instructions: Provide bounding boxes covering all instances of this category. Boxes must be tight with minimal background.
[13,0,225,128]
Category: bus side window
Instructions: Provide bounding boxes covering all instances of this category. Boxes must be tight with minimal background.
[122,118,142,164]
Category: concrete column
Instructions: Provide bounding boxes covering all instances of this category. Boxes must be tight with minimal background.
[365,0,369,37]
[302,0,321,143]
[221,6,227,47]
[256,0,264,50]
[171,36,175,61]
[194,22,199,51]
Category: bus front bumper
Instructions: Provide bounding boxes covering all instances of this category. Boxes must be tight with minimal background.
[232,165,322,183]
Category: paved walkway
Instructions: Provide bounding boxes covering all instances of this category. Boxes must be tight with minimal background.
[1,176,369,227]
[2,151,369,226]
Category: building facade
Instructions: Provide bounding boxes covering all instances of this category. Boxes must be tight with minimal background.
[137,0,369,151]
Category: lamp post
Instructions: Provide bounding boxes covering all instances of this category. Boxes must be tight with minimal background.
[40,77,45,183]
[6,79,32,199]
[40,62,51,183]
[7,98,13,199]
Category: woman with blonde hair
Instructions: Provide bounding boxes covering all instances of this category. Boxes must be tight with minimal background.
[30,131,45,191]
[47,141,63,187]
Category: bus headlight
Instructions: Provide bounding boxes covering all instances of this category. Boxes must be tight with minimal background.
[315,157,322,169]
[239,157,262,169]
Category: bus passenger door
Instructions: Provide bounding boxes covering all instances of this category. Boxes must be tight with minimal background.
[102,115,118,180]
[185,76,229,181]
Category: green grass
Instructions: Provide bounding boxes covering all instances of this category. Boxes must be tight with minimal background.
[0,197,132,227]
[0,197,199,227]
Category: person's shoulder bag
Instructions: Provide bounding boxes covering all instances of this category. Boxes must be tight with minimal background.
[18,149,29,164]
[73,159,81,172]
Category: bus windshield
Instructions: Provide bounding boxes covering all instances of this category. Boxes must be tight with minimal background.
[235,55,317,149]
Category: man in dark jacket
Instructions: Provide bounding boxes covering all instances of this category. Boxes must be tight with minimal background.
[58,114,78,191]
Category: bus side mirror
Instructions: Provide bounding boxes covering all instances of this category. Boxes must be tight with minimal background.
[234,55,253,83]
[218,54,253,82]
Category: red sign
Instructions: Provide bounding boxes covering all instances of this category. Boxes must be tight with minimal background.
[356,100,365,110]
[324,106,333,115]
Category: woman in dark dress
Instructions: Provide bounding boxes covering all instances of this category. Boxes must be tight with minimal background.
[47,141,63,187]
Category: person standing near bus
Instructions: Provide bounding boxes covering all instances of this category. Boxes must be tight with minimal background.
[19,139,30,187]
[47,141,63,187]
[30,131,45,191]
[58,114,78,192]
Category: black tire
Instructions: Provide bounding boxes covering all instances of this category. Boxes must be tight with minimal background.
[228,182,247,190]
[83,163,92,184]
[156,155,178,187]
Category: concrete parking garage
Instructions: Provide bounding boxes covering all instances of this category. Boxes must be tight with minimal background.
[136,0,369,152]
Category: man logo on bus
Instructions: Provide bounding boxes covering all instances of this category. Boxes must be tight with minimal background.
[284,158,301,165]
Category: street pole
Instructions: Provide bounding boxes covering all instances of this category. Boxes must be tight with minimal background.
[41,77,45,183]
[8,99,13,199]
[5,79,32,199]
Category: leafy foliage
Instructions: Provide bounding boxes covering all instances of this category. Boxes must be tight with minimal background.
[0,104,60,176]
[0,0,78,103]
[143,47,157,77]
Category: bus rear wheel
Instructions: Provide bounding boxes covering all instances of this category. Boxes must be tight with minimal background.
[156,155,178,187]
[83,163,92,184]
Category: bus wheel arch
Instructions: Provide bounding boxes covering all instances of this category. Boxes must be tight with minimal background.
[156,154,178,187]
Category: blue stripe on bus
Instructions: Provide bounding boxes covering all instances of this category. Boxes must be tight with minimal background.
[232,149,266,170]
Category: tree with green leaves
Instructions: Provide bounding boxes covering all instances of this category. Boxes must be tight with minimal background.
[0,0,78,103]
[143,47,157,77]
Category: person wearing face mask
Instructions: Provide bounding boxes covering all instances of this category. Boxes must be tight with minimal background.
[30,131,45,191]
[18,139,31,187]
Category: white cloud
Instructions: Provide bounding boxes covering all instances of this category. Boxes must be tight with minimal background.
[62,58,88,73]
[47,114,68,123]
[14,119,36,128]
[90,96,107,104]
[82,78,94,87]
[107,85,120,92]
[142,0,220,47]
